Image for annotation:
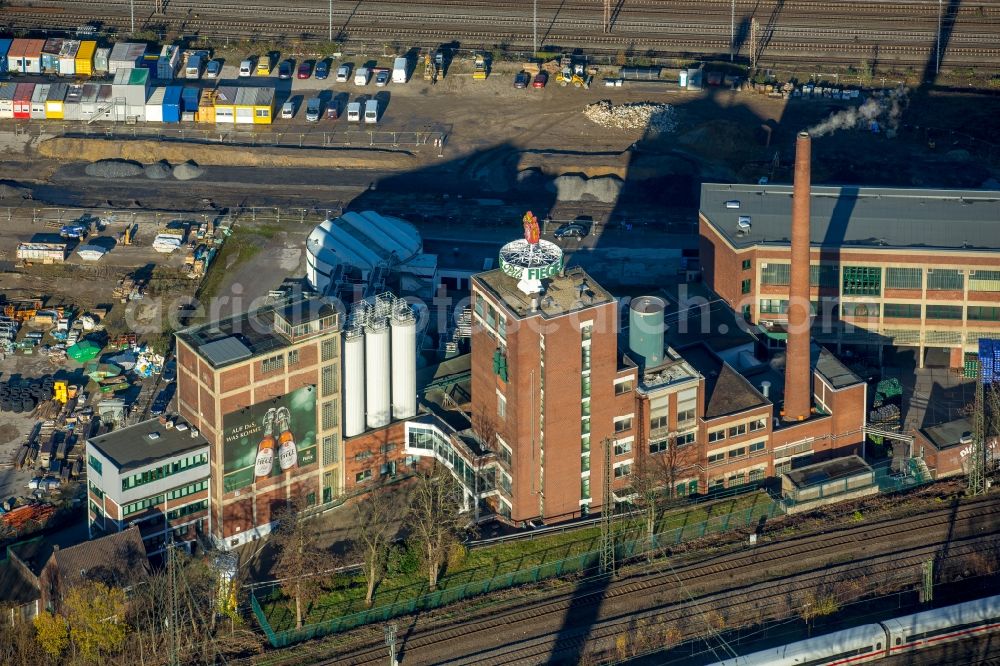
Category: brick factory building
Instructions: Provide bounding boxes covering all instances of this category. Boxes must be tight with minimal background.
[175,294,343,550]
[699,180,1000,368]
[470,136,868,526]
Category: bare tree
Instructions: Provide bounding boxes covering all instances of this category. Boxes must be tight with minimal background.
[409,463,466,591]
[471,407,501,453]
[271,502,329,629]
[629,453,667,545]
[354,483,395,607]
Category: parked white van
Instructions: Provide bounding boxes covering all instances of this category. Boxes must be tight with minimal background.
[392,57,408,84]
[239,59,253,77]
[346,101,361,122]
[354,67,370,85]
[364,99,378,124]
[281,101,294,119]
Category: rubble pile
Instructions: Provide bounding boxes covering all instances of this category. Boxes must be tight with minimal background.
[583,100,677,132]
[84,159,144,178]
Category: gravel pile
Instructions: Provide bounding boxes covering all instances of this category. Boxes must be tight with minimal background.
[144,161,172,179]
[548,174,623,203]
[84,159,144,178]
[583,100,677,132]
[172,161,205,180]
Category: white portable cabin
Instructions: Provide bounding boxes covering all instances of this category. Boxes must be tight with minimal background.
[108,42,146,74]
[58,40,80,76]
[30,84,50,120]
[0,82,15,119]
[63,84,84,121]
[145,86,166,123]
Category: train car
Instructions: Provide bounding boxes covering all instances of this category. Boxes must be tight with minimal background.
[881,594,1000,657]
[706,624,888,666]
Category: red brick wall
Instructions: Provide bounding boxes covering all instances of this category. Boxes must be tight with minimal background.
[343,421,409,491]
[219,365,250,394]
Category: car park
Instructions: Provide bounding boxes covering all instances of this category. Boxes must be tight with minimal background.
[205,59,221,78]
[554,223,587,239]
[374,70,390,87]
[336,64,351,82]
[278,60,293,79]
[532,71,548,88]
[514,71,530,89]
[315,60,330,79]
[297,61,313,79]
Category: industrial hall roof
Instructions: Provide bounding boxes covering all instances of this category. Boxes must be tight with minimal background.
[700,184,1000,252]
[306,210,423,273]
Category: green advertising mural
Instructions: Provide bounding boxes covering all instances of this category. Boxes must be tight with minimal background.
[222,385,318,493]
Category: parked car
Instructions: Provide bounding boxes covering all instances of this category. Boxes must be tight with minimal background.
[256,57,271,76]
[306,97,321,121]
[336,64,351,82]
[239,59,253,77]
[281,101,295,119]
[278,60,293,79]
[374,69,390,87]
[514,71,530,88]
[205,59,221,78]
[297,61,313,79]
[554,223,587,239]
[532,71,548,88]
[162,360,176,382]
[327,101,340,120]
[315,59,330,79]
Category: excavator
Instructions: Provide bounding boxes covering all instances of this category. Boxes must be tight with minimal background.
[473,53,488,80]
[556,55,589,88]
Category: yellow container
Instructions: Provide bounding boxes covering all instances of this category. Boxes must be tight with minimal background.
[75,41,96,76]
[45,100,64,119]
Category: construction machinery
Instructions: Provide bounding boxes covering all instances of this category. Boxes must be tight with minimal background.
[3,299,42,323]
[473,53,488,80]
[557,55,590,88]
[121,223,136,246]
[53,381,68,404]
[423,52,438,82]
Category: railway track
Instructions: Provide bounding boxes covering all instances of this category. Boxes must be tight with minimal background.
[5,0,1000,69]
[321,496,1000,665]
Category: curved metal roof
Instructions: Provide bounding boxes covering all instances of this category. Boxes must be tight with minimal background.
[306,210,422,272]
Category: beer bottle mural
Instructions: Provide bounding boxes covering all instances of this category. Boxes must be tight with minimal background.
[254,408,277,480]
[276,406,298,471]
[222,386,318,492]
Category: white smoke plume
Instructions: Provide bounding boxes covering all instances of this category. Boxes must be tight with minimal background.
[807,85,909,137]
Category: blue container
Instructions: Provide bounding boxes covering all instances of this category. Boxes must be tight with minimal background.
[161,85,182,123]
[0,39,12,74]
[181,86,200,113]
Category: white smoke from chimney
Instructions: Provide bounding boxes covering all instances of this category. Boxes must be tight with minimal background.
[808,85,909,138]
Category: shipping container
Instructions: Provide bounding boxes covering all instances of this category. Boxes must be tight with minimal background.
[93,47,110,74]
[30,84,50,119]
[162,85,182,122]
[8,39,45,74]
[0,82,15,119]
[144,86,166,123]
[13,83,34,118]
[63,84,83,121]
[109,42,146,74]
[75,40,96,76]
[0,39,11,74]
[197,88,216,122]
[181,86,200,113]
[58,40,80,76]
[45,82,68,119]
[41,38,64,74]
[157,45,180,79]
[16,243,66,264]
[112,67,150,108]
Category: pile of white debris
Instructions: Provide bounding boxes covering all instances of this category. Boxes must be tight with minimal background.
[583,100,677,132]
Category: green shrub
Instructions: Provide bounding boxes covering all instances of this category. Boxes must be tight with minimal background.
[386,542,420,576]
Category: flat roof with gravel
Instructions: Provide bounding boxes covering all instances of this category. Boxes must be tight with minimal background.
[474,266,614,319]
[700,184,1000,252]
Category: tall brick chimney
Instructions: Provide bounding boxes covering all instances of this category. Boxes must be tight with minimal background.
[784,131,813,421]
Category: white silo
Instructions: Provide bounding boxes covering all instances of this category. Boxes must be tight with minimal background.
[391,311,417,420]
[343,332,366,437]
[365,323,391,428]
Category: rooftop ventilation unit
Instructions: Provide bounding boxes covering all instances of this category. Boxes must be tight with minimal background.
[147,432,160,440]
[737,216,752,232]
[725,200,741,209]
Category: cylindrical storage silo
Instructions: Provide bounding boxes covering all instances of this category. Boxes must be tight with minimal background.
[343,333,366,437]
[365,324,391,428]
[391,316,417,420]
[629,296,666,369]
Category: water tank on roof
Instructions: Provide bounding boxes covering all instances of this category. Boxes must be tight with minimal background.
[629,296,665,369]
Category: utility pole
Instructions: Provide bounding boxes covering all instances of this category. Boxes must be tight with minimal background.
[384,622,399,666]
[329,0,333,42]
[130,0,135,34]
[749,18,759,71]
[920,559,934,603]
[533,0,538,56]
[730,0,735,62]
[599,437,615,575]
[936,0,942,75]
[604,0,611,33]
